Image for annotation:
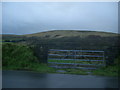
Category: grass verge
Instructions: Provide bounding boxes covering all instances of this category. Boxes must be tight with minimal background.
[3,63,57,73]
[92,65,118,77]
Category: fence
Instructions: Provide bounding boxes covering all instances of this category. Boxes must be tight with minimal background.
[48,49,105,70]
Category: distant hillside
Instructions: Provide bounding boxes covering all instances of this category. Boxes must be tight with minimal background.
[2,30,119,50]
[23,30,118,38]
[2,34,26,41]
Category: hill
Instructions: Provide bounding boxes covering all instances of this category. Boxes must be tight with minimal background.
[23,30,118,38]
[2,30,119,50]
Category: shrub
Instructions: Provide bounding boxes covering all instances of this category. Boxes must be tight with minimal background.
[2,43,38,69]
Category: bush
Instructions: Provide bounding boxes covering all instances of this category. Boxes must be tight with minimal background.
[2,43,38,69]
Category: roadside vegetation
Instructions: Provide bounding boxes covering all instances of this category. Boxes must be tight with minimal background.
[56,68,88,75]
[2,42,119,76]
[2,42,56,73]
[92,56,119,77]
[92,65,118,77]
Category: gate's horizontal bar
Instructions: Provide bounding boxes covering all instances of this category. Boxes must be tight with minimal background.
[49,49,104,52]
[49,66,75,69]
[76,67,97,70]
[48,62,105,66]
[48,54,104,57]
[48,58,104,61]
[49,66,97,70]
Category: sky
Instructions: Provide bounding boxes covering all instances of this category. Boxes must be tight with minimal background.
[2,2,118,35]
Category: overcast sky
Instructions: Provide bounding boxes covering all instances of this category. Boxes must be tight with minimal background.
[2,2,118,35]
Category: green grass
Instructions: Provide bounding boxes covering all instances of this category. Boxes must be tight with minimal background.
[3,63,57,73]
[57,68,88,75]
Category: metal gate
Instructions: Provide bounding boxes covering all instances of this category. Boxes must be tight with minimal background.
[48,49,105,70]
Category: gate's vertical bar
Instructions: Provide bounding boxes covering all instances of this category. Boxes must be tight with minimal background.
[74,50,76,68]
[103,51,105,67]
[48,49,49,65]
[70,50,71,69]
